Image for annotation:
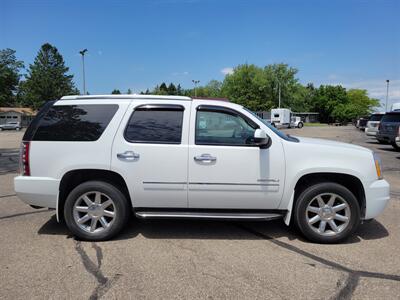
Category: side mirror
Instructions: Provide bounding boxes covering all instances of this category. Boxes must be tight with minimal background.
[254,129,271,149]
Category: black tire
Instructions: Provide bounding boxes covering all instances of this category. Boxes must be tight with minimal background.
[297,122,304,128]
[293,182,360,244]
[391,142,400,151]
[64,181,131,241]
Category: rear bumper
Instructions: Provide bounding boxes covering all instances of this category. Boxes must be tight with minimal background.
[364,179,390,219]
[365,128,377,136]
[14,176,59,208]
[376,133,395,143]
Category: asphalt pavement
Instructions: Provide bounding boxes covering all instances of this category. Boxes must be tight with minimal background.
[0,126,399,299]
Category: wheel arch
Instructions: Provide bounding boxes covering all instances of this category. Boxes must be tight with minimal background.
[284,172,366,225]
[57,169,132,222]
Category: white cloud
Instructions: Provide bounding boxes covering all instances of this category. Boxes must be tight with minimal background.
[172,71,189,76]
[221,67,234,75]
[323,78,400,110]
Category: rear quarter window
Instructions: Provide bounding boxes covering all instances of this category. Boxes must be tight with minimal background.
[33,104,118,141]
[381,113,400,123]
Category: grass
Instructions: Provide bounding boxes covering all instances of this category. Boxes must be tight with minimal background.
[304,122,329,127]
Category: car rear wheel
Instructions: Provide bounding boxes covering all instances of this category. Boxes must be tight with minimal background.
[294,182,360,243]
[64,181,130,241]
[391,142,400,151]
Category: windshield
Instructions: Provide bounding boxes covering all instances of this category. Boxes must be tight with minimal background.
[243,107,298,142]
[369,114,384,121]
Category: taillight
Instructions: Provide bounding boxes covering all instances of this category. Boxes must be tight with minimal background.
[20,141,30,176]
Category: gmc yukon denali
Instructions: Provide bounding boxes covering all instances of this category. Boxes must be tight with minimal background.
[14,95,390,243]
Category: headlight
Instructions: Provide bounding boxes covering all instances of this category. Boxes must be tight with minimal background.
[373,152,383,180]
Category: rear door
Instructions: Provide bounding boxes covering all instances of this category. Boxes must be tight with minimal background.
[111,100,191,208]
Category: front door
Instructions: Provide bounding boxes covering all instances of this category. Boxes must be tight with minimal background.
[188,104,285,209]
[111,100,191,208]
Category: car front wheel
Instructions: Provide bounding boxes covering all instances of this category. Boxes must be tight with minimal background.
[297,122,304,128]
[64,181,130,241]
[294,182,360,243]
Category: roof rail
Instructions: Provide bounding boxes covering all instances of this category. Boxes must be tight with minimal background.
[60,94,192,101]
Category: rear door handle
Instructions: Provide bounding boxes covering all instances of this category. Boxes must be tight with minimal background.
[194,154,217,163]
[117,151,140,160]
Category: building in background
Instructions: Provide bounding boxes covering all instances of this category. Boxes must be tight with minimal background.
[0,107,36,126]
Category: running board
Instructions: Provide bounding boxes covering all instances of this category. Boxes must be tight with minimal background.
[135,211,284,221]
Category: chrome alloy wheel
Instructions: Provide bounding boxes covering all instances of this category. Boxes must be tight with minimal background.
[305,193,351,236]
[73,191,116,234]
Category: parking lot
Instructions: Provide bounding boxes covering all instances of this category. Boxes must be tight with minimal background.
[0,126,399,299]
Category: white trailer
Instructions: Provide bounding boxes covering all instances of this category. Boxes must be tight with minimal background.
[271,108,303,128]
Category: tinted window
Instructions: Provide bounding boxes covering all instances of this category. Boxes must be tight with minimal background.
[125,106,184,144]
[196,109,256,146]
[33,104,118,141]
[370,114,384,121]
[381,113,400,123]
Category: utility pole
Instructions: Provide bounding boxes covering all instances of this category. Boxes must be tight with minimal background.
[385,80,390,112]
[192,80,200,97]
[278,81,281,108]
[79,49,88,95]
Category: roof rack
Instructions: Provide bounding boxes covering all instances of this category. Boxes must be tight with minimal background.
[60,94,192,101]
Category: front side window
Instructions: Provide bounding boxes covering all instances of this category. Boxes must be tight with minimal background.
[125,105,184,144]
[33,104,118,141]
[195,107,257,146]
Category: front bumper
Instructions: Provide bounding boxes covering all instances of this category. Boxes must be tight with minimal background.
[14,176,60,208]
[364,179,390,219]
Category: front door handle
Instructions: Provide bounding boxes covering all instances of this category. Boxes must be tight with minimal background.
[117,151,140,160]
[194,154,217,163]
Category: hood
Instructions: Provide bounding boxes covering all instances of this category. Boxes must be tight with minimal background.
[294,136,372,153]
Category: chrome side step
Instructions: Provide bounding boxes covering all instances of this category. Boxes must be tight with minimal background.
[135,211,284,221]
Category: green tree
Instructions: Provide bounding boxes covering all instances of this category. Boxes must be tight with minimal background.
[111,89,121,94]
[127,88,132,94]
[332,89,379,121]
[222,64,271,111]
[167,83,177,95]
[264,63,299,109]
[159,82,168,94]
[311,85,348,123]
[0,48,24,106]
[20,43,78,109]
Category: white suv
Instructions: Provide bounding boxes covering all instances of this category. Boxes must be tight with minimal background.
[14,95,390,243]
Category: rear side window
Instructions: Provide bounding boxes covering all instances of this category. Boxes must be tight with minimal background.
[381,113,400,123]
[33,104,118,141]
[370,114,384,121]
[125,105,184,144]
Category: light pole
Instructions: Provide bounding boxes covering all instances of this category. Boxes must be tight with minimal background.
[79,49,88,95]
[278,81,281,108]
[192,80,200,97]
[385,80,390,112]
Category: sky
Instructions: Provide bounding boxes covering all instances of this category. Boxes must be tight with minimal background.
[1,0,399,109]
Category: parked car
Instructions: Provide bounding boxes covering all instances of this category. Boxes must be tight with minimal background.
[395,126,400,149]
[365,112,385,137]
[14,95,390,243]
[376,111,400,150]
[0,121,21,131]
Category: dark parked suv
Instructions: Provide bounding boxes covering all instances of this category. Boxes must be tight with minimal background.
[376,111,400,150]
